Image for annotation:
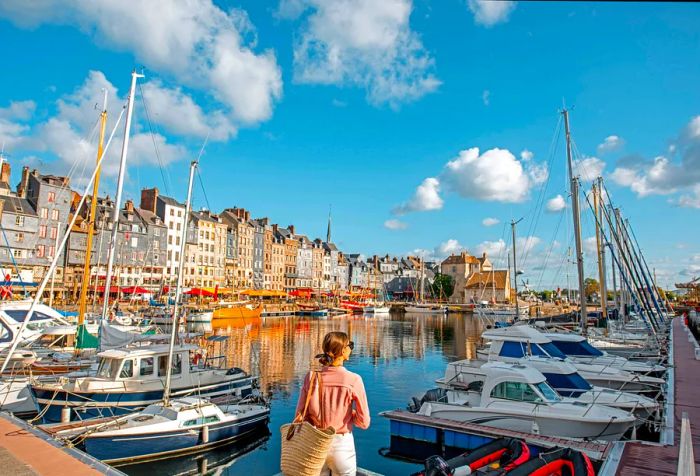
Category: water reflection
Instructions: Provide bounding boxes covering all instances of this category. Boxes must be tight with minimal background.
[136,312,484,475]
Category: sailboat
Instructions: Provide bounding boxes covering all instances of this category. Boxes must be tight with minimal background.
[30,73,256,423]
[405,257,446,314]
[44,157,270,464]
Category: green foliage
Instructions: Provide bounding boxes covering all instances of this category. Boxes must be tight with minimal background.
[584,278,599,297]
[431,273,454,299]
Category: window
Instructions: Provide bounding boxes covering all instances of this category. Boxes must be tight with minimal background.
[36,245,45,258]
[48,246,55,258]
[182,415,221,427]
[51,209,59,221]
[542,372,591,398]
[499,341,526,358]
[168,236,173,245]
[96,358,121,379]
[131,237,138,248]
[39,225,47,238]
[120,359,135,378]
[139,357,154,376]
[158,354,181,376]
[16,232,24,242]
[154,228,160,237]
[177,210,182,217]
[532,343,567,360]
[490,381,542,403]
[40,208,48,219]
[550,340,603,357]
[170,209,174,216]
[47,191,56,203]
[50,227,57,240]
[176,237,180,246]
[15,216,24,226]
[177,222,181,231]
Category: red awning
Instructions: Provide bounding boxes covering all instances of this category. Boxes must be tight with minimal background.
[184,288,215,297]
[122,286,149,294]
[96,286,121,294]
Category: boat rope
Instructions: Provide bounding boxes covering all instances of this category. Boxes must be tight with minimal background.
[137,82,172,196]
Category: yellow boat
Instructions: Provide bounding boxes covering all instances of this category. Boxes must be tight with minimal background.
[212,302,263,320]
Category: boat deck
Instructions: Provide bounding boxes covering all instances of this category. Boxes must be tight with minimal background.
[0,412,123,475]
[609,317,700,474]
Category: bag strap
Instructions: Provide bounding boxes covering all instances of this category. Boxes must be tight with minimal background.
[317,370,325,429]
[295,371,317,423]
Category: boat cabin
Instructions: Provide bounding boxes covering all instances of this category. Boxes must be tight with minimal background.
[544,333,604,357]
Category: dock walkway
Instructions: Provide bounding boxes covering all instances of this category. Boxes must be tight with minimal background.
[607,317,700,475]
[0,413,122,476]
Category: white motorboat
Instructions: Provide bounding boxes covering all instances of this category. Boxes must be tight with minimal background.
[410,361,635,441]
[543,332,666,378]
[363,305,390,315]
[439,358,658,422]
[0,300,69,349]
[479,325,665,395]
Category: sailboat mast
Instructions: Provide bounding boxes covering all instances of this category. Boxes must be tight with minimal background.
[163,159,197,406]
[77,90,107,338]
[593,178,608,321]
[511,219,521,318]
[563,109,587,331]
[101,71,143,319]
[420,257,425,303]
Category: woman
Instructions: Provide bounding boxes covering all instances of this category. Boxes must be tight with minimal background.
[296,331,370,476]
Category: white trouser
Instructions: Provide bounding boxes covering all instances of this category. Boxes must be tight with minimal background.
[320,432,357,476]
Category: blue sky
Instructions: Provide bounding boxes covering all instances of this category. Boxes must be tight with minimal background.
[0,1,699,289]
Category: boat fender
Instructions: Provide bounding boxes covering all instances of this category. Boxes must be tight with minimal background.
[61,406,71,423]
[505,448,595,476]
[201,425,209,443]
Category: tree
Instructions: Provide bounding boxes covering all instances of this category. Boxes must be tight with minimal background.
[431,274,454,300]
[584,278,599,298]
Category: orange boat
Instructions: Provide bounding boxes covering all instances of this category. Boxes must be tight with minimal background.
[213,302,263,320]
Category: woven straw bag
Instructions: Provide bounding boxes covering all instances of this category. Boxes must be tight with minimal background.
[280,371,336,476]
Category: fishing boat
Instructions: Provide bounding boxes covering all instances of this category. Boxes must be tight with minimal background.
[30,343,255,423]
[409,361,635,441]
[47,397,270,465]
[213,302,263,320]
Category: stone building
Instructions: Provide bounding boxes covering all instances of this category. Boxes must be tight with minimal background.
[140,187,186,283]
[440,251,510,303]
[219,208,254,288]
[296,235,313,289]
[184,209,227,288]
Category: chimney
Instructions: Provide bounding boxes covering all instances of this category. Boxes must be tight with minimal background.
[272,224,278,234]
[289,224,295,234]
[140,187,158,214]
[125,199,134,213]
[482,252,487,259]
[17,166,30,198]
[0,161,10,185]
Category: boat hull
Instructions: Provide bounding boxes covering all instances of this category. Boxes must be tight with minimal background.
[213,304,262,320]
[32,377,254,423]
[84,411,269,464]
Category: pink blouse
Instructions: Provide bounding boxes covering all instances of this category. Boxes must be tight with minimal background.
[295,366,371,434]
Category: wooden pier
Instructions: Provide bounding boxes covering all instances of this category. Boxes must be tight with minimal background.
[0,413,122,475]
[599,316,700,475]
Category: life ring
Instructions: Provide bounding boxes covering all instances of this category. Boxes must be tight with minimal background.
[505,448,595,476]
[416,438,531,476]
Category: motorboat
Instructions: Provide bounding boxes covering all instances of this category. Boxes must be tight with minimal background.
[42,396,270,465]
[439,358,658,422]
[479,325,665,396]
[543,332,666,378]
[30,343,256,423]
[0,300,69,349]
[409,361,636,441]
[363,305,390,315]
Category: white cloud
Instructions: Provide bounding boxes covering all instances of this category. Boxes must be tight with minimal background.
[573,156,605,182]
[520,149,533,162]
[482,90,490,106]
[583,236,598,256]
[394,177,443,214]
[436,239,465,256]
[141,81,236,141]
[474,239,507,258]
[467,0,516,27]
[384,218,408,230]
[0,100,36,121]
[441,147,548,203]
[545,194,567,213]
[482,217,499,227]
[597,135,624,154]
[1,71,185,180]
[282,0,440,106]
[678,185,700,209]
[0,0,282,124]
[610,116,700,199]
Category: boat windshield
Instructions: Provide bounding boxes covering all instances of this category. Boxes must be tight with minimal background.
[534,382,562,402]
[542,372,592,397]
[550,339,604,357]
[533,343,567,360]
[96,358,121,379]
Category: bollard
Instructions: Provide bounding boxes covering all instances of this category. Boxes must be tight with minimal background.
[60,406,71,423]
[201,425,209,443]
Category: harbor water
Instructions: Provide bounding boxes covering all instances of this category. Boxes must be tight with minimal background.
[120,312,484,476]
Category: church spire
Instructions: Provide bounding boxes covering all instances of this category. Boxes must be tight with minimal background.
[326,205,332,243]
